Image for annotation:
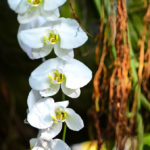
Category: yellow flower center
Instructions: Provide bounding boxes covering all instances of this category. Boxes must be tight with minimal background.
[48,70,65,84]
[51,108,67,123]
[27,0,42,6]
[55,108,67,121]
[43,30,60,45]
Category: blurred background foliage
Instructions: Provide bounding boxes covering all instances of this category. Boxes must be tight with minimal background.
[1,0,150,150]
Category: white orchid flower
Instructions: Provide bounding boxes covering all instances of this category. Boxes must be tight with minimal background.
[27,91,65,139]
[29,57,92,98]
[27,98,84,140]
[18,18,88,61]
[30,138,71,150]
[7,0,65,24]
[18,16,48,59]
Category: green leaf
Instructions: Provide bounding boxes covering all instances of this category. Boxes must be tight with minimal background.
[128,24,138,85]
[137,113,144,150]
[141,94,150,112]
[94,0,101,16]
[144,134,150,147]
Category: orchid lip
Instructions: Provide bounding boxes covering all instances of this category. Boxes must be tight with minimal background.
[48,69,65,84]
[55,108,67,121]
[43,30,60,45]
[51,107,67,123]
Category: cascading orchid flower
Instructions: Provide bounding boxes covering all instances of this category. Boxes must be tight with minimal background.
[7,0,66,24]
[8,0,92,148]
[27,97,84,140]
[18,18,88,61]
[30,138,71,150]
[29,57,92,98]
[18,16,47,59]
[27,90,66,140]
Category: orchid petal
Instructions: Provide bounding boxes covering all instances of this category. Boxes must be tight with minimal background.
[61,82,81,98]
[15,0,29,14]
[57,18,88,49]
[44,0,66,11]
[50,139,71,150]
[54,44,74,61]
[39,122,62,140]
[17,8,39,24]
[18,27,50,49]
[64,59,92,89]
[27,90,41,111]
[55,101,69,108]
[65,108,84,131]
[41,8,60,21]
[40,84,60,97]
[27,98,55,129]
[8,0,21,11]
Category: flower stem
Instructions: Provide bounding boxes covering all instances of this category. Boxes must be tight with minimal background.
[62,92,67,141]
[62,92,65,101]
[62,123,67,141]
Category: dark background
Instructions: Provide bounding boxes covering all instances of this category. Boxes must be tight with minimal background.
[0,0,98,149]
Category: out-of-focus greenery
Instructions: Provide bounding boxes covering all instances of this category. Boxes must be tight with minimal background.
[93,0,150,150]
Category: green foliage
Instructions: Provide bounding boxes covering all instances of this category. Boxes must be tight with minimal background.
[144,134,150,146]
[137,113,144,150]
[94,0,101,16]
[92,0,150,149]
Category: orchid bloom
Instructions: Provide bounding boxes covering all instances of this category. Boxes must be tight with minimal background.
[7,0,66,24]
[18,18,88,61]
[30,138,70,150]
[27,98,84,140]
[29,57,92,98]
[18,16,47,59]
[27,90,63,139]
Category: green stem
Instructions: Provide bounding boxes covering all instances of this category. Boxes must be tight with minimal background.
[136,113,144,150]
[62,123,67,141]
[93,0,101,16]
[62,92,65,101]
[128,24,138,85]
[62,92,67,141]
[112,45,116,60]
[141,94,150,112]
